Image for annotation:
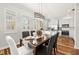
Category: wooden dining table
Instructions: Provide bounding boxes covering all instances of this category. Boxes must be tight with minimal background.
[23,36,50,55]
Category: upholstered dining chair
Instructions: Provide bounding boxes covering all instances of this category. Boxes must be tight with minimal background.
[6,36,33,55]
[36,32,59,55]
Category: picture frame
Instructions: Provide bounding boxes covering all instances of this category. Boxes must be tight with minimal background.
[4,9,17,33]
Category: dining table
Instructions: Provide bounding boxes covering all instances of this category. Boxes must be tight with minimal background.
[23,36,50,55]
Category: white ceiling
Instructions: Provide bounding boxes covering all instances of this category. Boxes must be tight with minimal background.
[22,3,75,20]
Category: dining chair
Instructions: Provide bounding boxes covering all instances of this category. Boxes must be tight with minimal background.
[6,36,33,55]
[48,32,59,55]
[22,31,30,38]
[36,32,59,55]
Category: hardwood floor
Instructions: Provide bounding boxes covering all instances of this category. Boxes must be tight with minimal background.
[0,44,21,55]
[56,36,75,55]
[0,48,79,55]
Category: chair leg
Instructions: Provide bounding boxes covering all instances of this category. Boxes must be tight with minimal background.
[54,48,56,55]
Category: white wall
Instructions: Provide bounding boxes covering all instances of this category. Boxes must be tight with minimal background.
[0,3,34,49]
[48,19,58,26]
[76,4,79,48]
